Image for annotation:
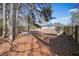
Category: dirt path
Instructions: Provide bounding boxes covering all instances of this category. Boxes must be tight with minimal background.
[0,32,79,56]
[0,34,57,56]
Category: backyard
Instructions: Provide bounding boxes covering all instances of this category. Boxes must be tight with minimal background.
[0,3,79,56]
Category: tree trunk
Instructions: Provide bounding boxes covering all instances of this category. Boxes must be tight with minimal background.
[27,16,30,31]
[12,11,16,41]
[2,3,6,38]
[16,4,20,34]
[9,3,13,41]
[75,25,78,43]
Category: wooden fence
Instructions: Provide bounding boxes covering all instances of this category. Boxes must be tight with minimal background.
[64,25,79,44]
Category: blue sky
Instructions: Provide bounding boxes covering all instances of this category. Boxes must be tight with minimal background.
[20,3,75,26]
[48,3,74,25]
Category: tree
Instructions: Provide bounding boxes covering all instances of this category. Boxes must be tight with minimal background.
[9,3,14,41]
[41,4,52,21]
[70,8,79,43]
[15,4,21,34]
[2,3,6,38]
[35,4,53,22]
[28,3,53,28]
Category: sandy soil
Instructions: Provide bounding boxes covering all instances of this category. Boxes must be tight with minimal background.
[0,31,79,56]
[0,34,56,56]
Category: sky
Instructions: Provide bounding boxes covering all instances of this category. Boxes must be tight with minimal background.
[19,3,76,27]
[48,3,74,25]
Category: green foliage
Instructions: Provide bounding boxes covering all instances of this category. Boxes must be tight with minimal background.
[41,4,52,21]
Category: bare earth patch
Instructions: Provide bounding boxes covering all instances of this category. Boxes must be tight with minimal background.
[0,34,54,56]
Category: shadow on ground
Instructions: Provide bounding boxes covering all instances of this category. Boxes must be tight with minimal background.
[0,31,79,56]
[33,32,79,56]
[49,32,79,56]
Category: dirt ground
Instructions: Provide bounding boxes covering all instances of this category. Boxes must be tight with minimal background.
[0,34,57,56]
[0,32,79,56]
